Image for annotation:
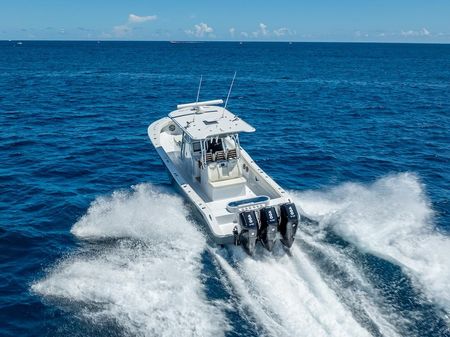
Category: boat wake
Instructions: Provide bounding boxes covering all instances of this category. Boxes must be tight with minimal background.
[32,173,450,336]
[292,173,450,316]
[211,245,375,337]
[32,184,229,337]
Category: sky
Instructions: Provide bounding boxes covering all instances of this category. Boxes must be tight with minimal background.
[1,0,450,43]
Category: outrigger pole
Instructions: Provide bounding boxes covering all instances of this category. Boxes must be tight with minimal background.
[196,75,203,103]
[225,71,237,108]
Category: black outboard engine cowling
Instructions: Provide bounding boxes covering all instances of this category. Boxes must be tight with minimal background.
[239,211,258,255]
[259,207,278,251]
[279,203,299,248]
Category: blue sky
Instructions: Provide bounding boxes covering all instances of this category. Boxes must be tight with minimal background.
[1,0,450,42]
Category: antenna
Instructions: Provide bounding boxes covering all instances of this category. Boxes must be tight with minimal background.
[224,71,237,108]
[196,75,203,103]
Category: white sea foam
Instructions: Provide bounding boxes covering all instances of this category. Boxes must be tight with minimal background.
[299,234,403,337]
[33,174,449,336]
[212,245,372,337]
[32,184,228,337]
[70,184,193,241]
[292,172,450,314]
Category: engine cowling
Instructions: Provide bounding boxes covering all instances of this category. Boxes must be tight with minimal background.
[279,203,299,248]
[239,211,258,255]
[259,207,278,251]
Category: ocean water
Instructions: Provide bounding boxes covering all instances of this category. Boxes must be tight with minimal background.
[0,41,449,337]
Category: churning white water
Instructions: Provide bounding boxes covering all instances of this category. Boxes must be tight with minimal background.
[212,244,373,337]
[292,173,450,315]
[32,184,228,337]
[32,173,449,336]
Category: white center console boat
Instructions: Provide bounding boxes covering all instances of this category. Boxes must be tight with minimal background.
[148,99,306,254]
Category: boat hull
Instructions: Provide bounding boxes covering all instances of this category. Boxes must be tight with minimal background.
[148,116,298,249]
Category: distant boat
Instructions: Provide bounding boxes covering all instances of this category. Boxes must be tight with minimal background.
[17,42,23,45]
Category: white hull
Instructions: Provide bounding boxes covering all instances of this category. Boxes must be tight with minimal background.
[149,117,293,245]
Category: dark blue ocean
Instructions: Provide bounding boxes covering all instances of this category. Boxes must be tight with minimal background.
[1,41,449,337]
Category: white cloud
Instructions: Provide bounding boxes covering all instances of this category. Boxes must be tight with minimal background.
[421,27,431,36]
[351,28,435,40]
[113,24,131,37]
[128,14,157,24]
[259,23,268,36]
[354,30,369,38]
[185,22,214,38]
[273,27,291,37]
[250,23,270,38]
[401,27,431,37]
[238,24,295,40]
[111,13,157,38]
[229,27,235,37]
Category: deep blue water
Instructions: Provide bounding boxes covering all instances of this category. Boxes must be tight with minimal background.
[1,41,449,337]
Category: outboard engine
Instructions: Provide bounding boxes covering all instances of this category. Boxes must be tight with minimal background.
[239,211,258,255]
[279,203,299,248]
[259,207,278,251]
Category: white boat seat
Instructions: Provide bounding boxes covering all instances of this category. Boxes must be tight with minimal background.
[209,176,246,188]
[208,159,241,182]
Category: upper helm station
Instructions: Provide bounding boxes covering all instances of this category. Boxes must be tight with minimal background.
[167,99,255,200]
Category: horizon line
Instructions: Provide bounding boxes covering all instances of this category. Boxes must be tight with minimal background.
[2,39,450,45]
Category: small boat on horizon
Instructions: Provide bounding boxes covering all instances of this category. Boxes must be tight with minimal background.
[148,99,310,254]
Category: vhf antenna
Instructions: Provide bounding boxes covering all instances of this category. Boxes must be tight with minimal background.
[224,71,237,108]
[196,75,203,103]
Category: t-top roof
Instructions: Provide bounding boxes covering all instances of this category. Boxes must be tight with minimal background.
[169,105,255,140]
